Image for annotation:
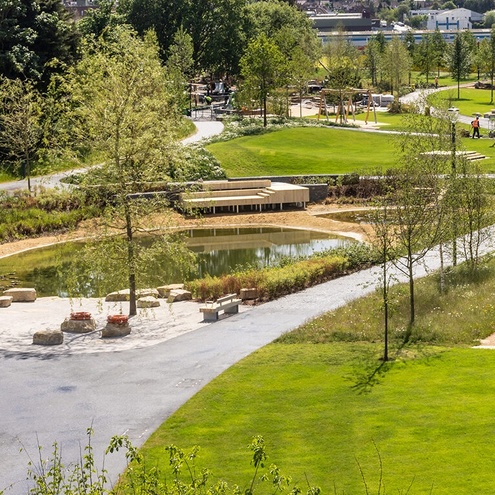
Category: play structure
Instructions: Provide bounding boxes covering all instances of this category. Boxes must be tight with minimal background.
[317,88,379,125]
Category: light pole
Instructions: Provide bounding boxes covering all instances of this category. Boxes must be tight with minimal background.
[448,106,459,266]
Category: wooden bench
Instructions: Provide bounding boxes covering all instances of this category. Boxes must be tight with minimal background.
[200,293,241,322]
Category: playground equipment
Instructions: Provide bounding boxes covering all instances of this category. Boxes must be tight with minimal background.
[317,88,378,125]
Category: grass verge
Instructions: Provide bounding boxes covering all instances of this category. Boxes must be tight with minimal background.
[134,259,495,495]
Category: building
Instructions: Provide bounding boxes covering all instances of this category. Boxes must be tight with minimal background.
[309,13,373,33]
[424,8,483,31]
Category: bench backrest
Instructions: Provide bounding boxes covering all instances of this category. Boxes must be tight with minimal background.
[217,293,237,304]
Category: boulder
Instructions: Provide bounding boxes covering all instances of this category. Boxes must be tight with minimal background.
[3,288,36,302]
[0,296,13,308]
[33,329,63,346]
[102,322,131,338]
[240,288,258,300]
[157,284,184,298]
[105,290,129,302]
[137,296,160,308]
[105,288,159,302]
[61,318,97,333]
[167,289,192,303]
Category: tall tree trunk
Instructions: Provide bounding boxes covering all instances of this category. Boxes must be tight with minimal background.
[125,204,137,316]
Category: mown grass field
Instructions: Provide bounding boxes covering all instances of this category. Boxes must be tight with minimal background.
[136,261,495,495]
[207,125,495,177]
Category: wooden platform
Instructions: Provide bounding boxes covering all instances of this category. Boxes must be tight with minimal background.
[180,180,310,214]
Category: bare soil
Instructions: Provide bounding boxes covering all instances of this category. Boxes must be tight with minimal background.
[0,203,373,259]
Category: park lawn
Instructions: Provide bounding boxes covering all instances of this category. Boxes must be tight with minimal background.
[136,261,495,495]
[208,126,495,176]
[431,87,495,117]
[207,127,400,176]
[139,344,495,495]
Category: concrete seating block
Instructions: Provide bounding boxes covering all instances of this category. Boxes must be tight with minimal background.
[240,288,258,300]
[3,288,36,302]
[137,296,160,308]
[61,318,97,333]
[0,296,13,307]
[33,329,64,346]
[157,284,184,298]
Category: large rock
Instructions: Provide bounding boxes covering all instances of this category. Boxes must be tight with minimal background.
[167,289,192,303]
[61,318,97,333]
[102,322,131,338]
[157,284,184,298]
[137,296,160,308]
[105,288,159,302]
[33,329,63,346]
[240,288,258,300]
[0,296,12,307]
[3,288,36,302]
[105,290,130,302]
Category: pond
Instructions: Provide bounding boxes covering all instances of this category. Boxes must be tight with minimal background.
[317,210,375,225]
[0,226,355,297]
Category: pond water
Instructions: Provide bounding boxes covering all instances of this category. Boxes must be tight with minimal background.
[318,210,374,224]
[0,227,355,297]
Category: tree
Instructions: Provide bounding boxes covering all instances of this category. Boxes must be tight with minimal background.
[388,108,451,334]
[447,32,472,99]
[415,33,435,84]
[380,35,412,99]
[78,0,125,39]
[0,0,79,87]
[239,33,285,127]
[122,0,246,74]
[67,26,194,316]
[484,9,495,27]
[165,27,194,112]
[0,76,42,191]
[364,36,384,86]
[431,29,447,77]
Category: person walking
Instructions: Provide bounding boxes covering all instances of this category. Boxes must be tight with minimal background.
[472,116,480,138]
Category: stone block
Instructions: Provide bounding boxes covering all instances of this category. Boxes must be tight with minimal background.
[167,289,192,303]
[105,290,130,302]
[137,288,160,298]
[102,322,131,338]
[240,288,258,300]
[0,296,13,307]
[157,284,184,298]
[137,296,160,308]
[61,318,97,333]
[3,288,37,302]
[33,329,64,346]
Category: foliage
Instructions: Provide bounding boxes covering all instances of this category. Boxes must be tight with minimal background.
[447,32,473,99]
[0,188,99,242]
[379,35,412,99]
[0,0,79,87]
[20,429,320,495]
[186,244,379,301]
[0,76,42,191]
[66,25,192,316]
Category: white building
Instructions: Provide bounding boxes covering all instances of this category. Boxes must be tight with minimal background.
[425,8,483,31]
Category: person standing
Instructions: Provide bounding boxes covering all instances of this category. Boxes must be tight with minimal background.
[472,116,480,138]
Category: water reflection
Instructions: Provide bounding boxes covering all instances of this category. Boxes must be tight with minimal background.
[0,227,354,297]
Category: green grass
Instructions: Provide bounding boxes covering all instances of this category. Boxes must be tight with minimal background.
[135,261,495,494]
[140,345,495,495]
[207,127,401,176]
[207,125,495,176]
[432,87,495,117]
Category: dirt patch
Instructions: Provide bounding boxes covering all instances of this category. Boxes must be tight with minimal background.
[0,204,372,259]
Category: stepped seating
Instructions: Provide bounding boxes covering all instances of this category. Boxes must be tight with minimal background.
[180,180,309,214]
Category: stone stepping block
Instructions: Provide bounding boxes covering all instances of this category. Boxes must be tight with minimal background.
[33,329,64,346]
[61,318,97,333]
[157,284,184,298]
[0,296,13,307]
[137,296,160,308]
[102,322,131,338]
[105,288,159,302]
[167,289,192,303]
[3,288,36,302]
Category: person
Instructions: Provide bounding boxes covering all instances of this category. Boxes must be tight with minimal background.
[471,116,480,138]
[434,76,438,89]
